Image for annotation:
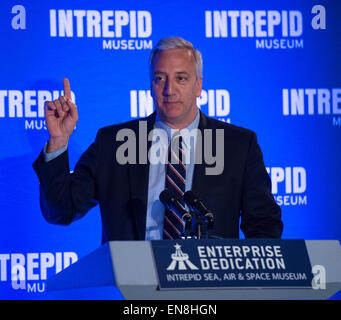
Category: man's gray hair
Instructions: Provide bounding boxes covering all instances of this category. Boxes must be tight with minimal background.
[149,37,203,80]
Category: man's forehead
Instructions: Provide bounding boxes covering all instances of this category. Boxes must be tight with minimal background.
[153,48,194,60]
[152,48,196,71]
[154,71,190,74]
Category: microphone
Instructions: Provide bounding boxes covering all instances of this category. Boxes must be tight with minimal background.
[184,191,214,230]
[159,189,192,237]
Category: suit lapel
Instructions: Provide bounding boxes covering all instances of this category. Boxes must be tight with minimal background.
[192,111,211,196]
[127,112,156,240]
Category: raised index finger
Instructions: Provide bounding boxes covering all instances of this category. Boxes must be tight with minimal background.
[63,78,71,100]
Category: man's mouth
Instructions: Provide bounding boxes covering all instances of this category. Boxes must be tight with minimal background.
[164,100,180,104]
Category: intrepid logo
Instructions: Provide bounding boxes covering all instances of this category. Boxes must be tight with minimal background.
[130,89,231,123]
[282,88,341,116]
[267,166,307,206]
[205,5,327,50]
[49,9,153,50]
[167,244,199,271]
[282,88,341,127]
[0,89,76,130]
[205,10,304,49]
[0,251,78,293]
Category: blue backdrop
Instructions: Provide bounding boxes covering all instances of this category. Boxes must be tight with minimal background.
[0,0,340,299]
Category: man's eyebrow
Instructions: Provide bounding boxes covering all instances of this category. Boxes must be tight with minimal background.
[175,71,190,75]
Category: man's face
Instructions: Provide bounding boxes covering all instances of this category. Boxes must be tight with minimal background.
[150,48,202,129]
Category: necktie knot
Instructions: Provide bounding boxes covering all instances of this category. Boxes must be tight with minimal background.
[169,132,185,165]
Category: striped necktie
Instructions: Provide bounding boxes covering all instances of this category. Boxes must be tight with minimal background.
[163,132,186,239]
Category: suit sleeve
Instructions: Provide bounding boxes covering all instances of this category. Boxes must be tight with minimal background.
[32,131,101,225]
[239,132,283,238]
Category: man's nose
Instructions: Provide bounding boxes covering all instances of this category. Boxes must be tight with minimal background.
[163,79,174,96]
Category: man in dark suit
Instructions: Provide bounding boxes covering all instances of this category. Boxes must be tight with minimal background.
[33,37,283,243]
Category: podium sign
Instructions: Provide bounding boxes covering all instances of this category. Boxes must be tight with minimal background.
[151,239,313,290]
[46,240,341,300]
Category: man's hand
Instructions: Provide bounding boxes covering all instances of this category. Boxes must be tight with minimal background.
[45,78,78,153]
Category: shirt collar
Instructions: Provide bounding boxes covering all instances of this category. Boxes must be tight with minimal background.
[154,109,200,149]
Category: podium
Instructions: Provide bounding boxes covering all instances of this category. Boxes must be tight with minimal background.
[47,240,341,300]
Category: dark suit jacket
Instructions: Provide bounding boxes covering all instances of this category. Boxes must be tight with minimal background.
[33,111,283,243]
